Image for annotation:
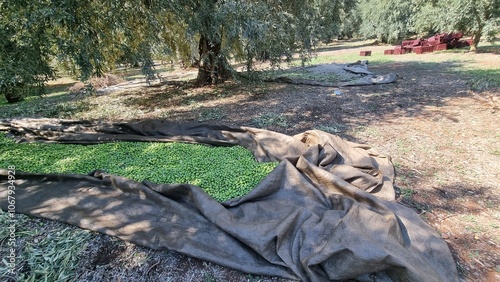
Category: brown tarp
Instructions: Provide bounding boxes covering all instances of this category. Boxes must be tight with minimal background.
[0,119,458,281]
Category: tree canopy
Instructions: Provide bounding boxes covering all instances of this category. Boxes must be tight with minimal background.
[1,0,498,103]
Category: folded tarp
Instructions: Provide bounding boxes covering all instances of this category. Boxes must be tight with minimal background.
[0,119,458,281]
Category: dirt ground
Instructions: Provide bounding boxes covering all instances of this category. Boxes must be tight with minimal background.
[3,41,500,281]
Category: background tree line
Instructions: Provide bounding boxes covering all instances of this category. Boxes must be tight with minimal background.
[1,0,498,103]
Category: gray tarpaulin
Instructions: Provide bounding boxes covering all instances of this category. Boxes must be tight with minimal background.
[266,61,398,87]
[0,119,458,281]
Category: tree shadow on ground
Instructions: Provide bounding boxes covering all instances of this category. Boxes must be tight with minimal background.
[394,165,500,281]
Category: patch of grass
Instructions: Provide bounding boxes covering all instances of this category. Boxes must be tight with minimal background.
[467,250,480,260]
[0,95,8,105]
[476,41,500,53]
[203,273,217,282]
[70,95,146,120]
[198,108,225,122]
[246,274,269,281]
[464,215,477,222]
[0,211,30,242]
[0,86,90,119]
[277,70,342,83]
[396,139,411,155]
[310,52,394,65]
[159,109,174,118]
[360,127,381,138]
[461,68,500,91]
[186,99,203,109]
[252,113,287,128]
[432,171,448,186]
[393,161,402,170]
[440,63,500,91]
[0,96,66,119]
[48,100,93,118]
[45,82,76,96]
[414,202,431,213]
[464,215,484,234]
[0,134,278,202]
[395,171,415,186]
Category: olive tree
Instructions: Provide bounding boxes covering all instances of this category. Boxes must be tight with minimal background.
[1,0,349,102]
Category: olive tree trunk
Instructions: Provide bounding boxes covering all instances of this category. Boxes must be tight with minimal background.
[196,35,232,86]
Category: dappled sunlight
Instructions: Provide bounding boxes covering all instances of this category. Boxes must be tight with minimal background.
[0,133,277,202]
[0,119,464,281]
[0,37,497,280]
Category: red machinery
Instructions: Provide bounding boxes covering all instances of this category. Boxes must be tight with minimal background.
[384,32,472,55]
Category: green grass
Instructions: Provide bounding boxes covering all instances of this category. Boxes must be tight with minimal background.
[0,134,278,202]
[0,91,79,119]
[275,70,343,83]
[314,124,347,133]
[400,188,414,200]
[0,209,92,282]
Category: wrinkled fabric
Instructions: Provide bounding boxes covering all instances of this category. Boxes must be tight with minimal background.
[0,119,458,281]
[264,61,397,87]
